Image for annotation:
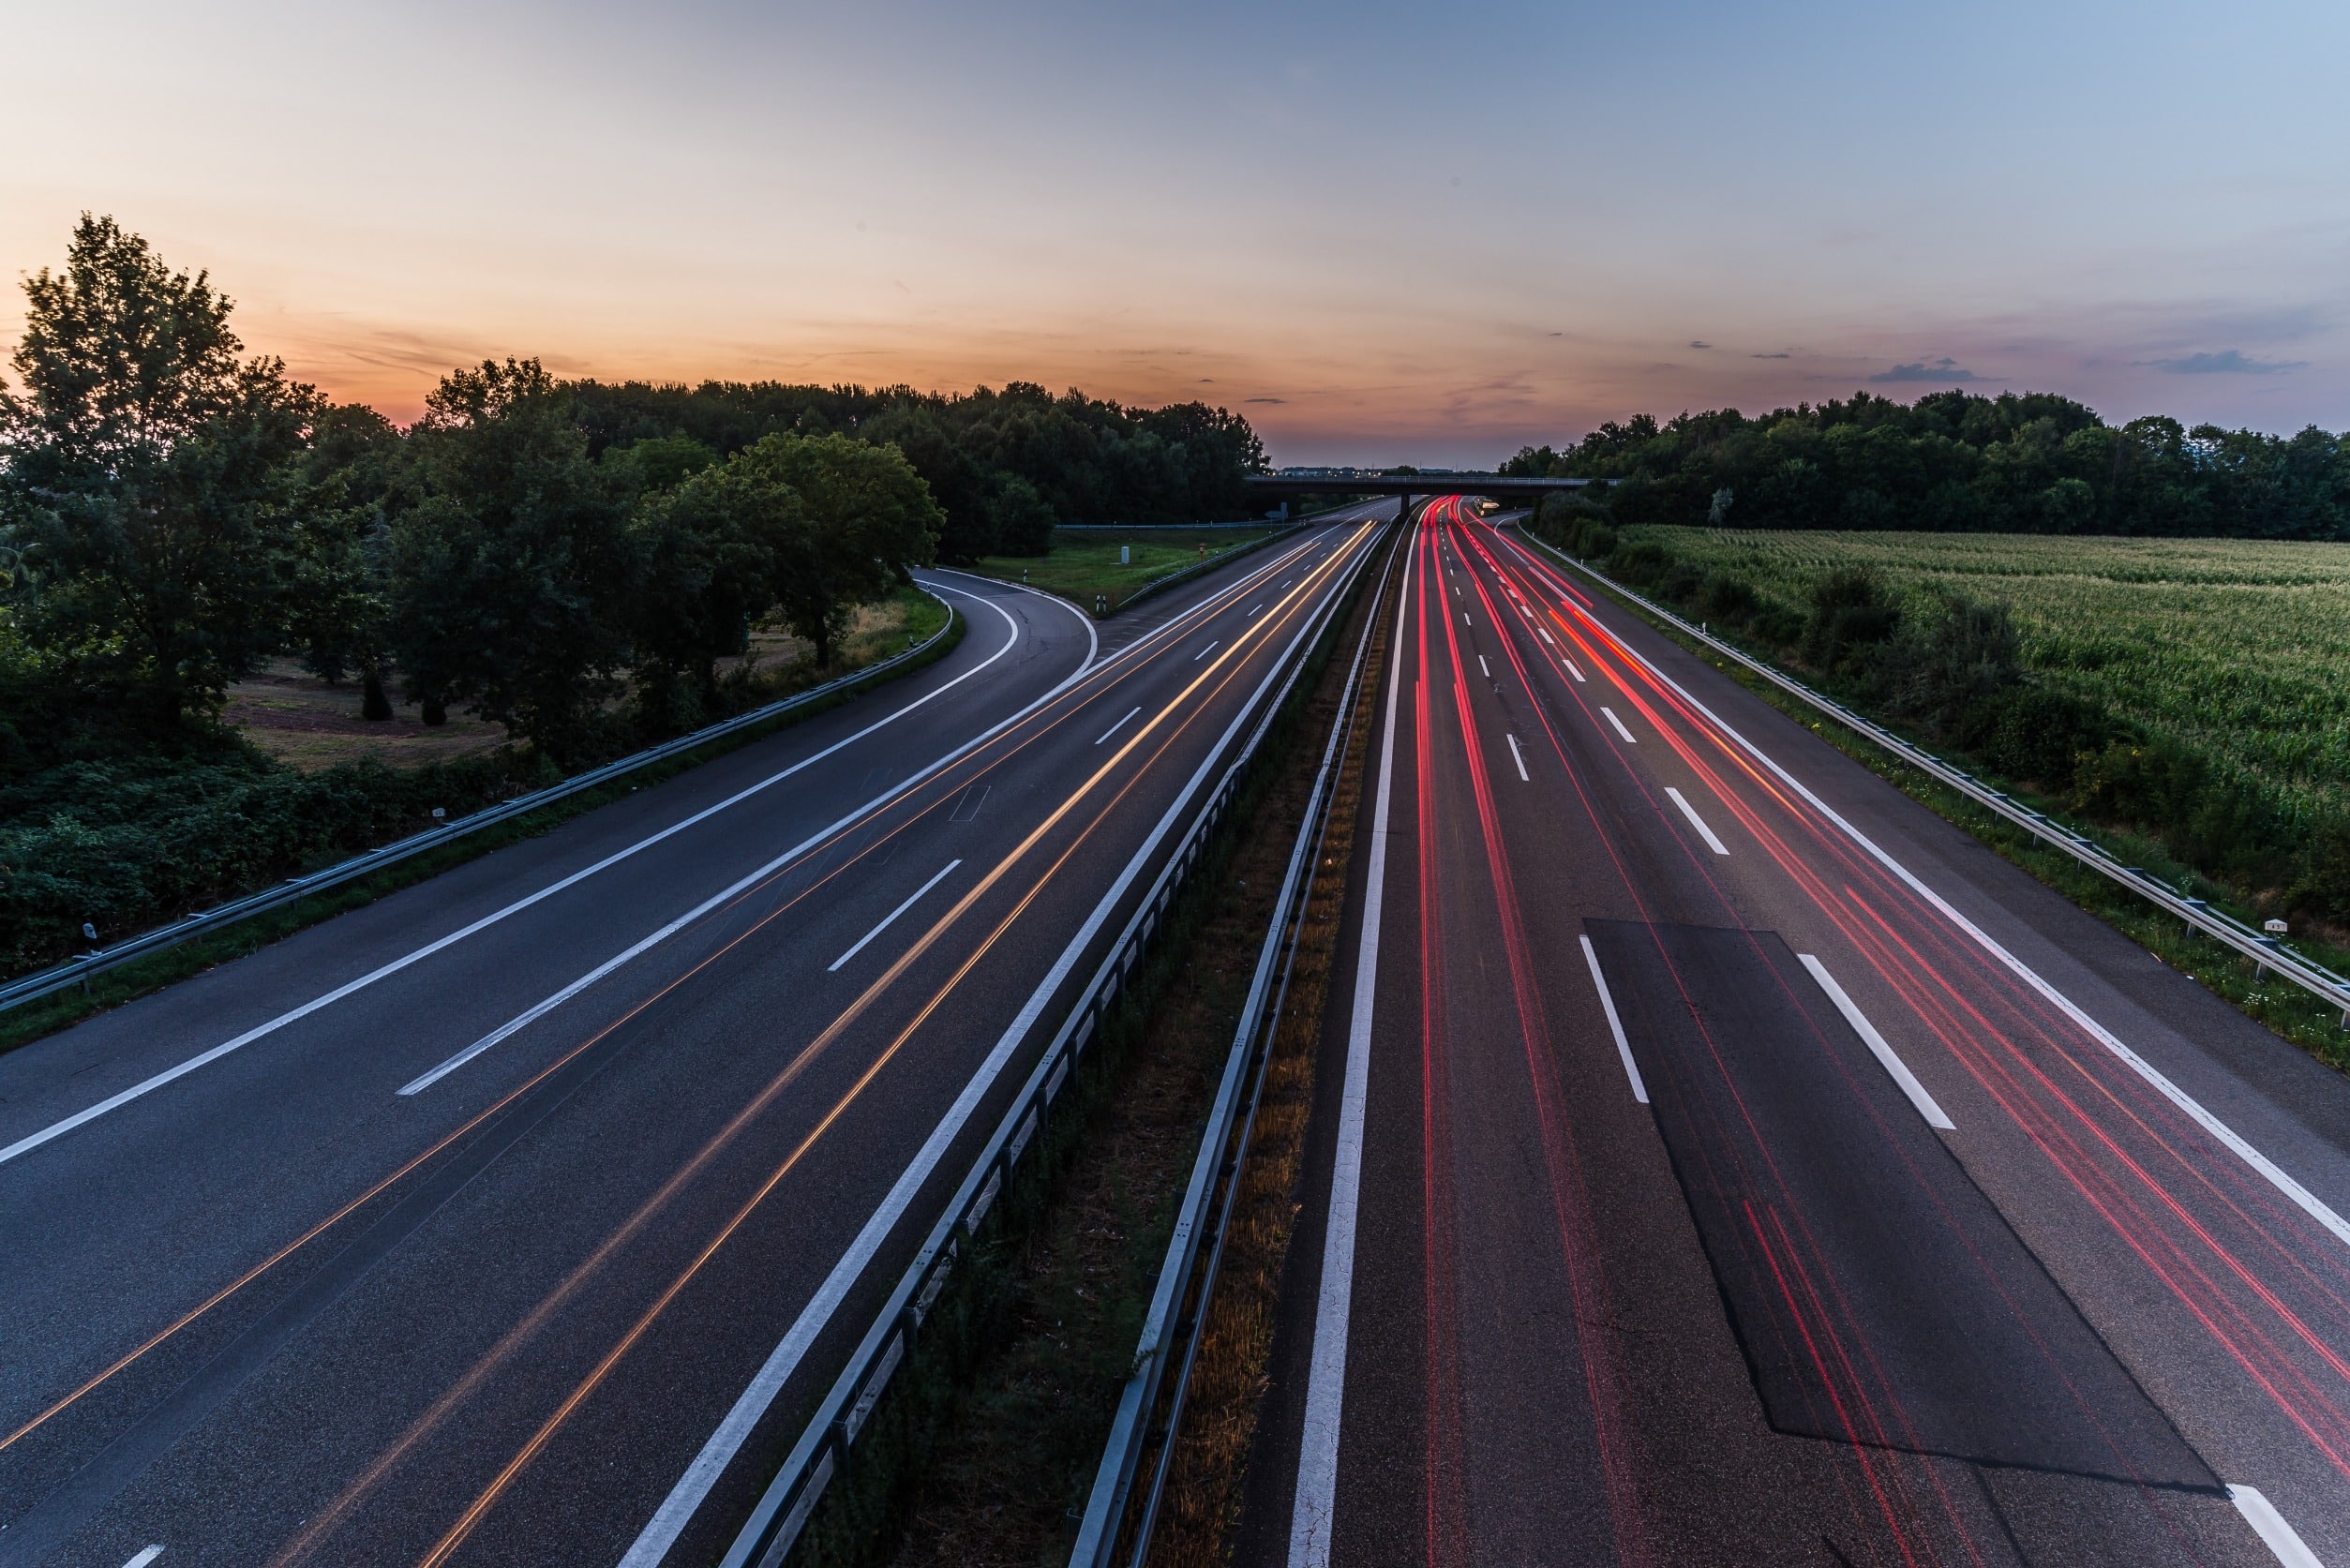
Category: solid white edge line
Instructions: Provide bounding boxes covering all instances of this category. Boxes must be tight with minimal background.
[949,521,1342,692]
[1600,706,1638,744]
[1506,733,1530,783]
[2227,1484,2325,1568]
[1564,657,1586,682]
[1286,530,1410,1568]
[623,527,1382,1568]
[827,861,962,974]
[119,1549,163,1568]
[1664,785,1730,857]
[1093,707,1142,746]
[925,566,1099,670]
[1579,935,1649,1104]
[0,585,1034,1167]
[1798,953,1955,1130]
[1498,529,2350,1256]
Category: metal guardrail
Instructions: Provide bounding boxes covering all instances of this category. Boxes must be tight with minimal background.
[715,526,1386,1568]
[0,596,961,1016]
[1069,518,1396,1568]
[1515,529,2350,1027]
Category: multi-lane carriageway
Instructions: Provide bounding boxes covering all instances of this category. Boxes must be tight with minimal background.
[0,505,1393,1568]
[11,493,2350,1568]
[1243,500,2350,1567]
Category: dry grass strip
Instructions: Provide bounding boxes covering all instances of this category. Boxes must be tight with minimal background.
[1143,568,1394,1566]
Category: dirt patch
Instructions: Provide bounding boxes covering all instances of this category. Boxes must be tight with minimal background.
[224,596,938,773]
[223,662,507,771]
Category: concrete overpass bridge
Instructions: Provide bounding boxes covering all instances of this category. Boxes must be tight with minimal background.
[1244,470,1598,518]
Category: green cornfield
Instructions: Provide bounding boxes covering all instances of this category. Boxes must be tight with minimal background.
[1624,526,2350,825]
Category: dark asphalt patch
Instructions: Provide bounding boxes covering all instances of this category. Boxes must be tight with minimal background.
[1584,918,2215,1492]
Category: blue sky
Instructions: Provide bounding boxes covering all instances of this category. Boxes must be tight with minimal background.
[4,0,2343,465]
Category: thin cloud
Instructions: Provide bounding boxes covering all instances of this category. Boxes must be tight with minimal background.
[1871,356,1978,383]
[1245,396,1286,404]
[1688,340,1713,350]
[1751,351,1789,360]
[2142,349,2306,375]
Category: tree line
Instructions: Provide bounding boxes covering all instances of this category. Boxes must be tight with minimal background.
[565,376,1267,562]
[1504,388,2350,538]
[0,217,1270,779]
[0,217,1268,971]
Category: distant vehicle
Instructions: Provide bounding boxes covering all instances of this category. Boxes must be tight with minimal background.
[1477,499,1501,515]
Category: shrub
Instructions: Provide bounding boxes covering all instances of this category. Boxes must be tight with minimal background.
[0,748,535,974]
[1656,560,1706,604]
[2302,816,2350,922]
[1531,492,1618,560]
[1607,541,1672,586]
[1697,574,1759,626]
[1801,566,1902,686]
[1883,590,2022,731]
[1953,687,2118,792]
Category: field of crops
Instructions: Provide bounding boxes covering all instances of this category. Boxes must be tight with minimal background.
[1624,526,2350,822]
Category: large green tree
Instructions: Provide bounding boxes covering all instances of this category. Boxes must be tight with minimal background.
[386,359,634,760]
[626,456,803,725]
[733,432,941,665]
[289,401,408,717]
[0,215,327,737]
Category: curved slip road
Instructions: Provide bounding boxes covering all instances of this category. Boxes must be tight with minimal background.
[0,502,1393,1568]
[1241,505,2350,1567]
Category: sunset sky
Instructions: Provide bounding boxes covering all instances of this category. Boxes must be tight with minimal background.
[6,0,2344,467]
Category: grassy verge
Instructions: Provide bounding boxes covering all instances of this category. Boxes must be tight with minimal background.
[972,527,1281,611]
[0,597,965,1056]
[1531,534,2350,1070]
[772,533,1391,1568]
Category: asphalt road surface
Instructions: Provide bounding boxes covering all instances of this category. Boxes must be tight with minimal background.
[0,503,1392,1568]
[1239,503,2350,1567]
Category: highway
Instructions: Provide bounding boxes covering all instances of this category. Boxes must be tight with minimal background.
[1240,502,2350,1567]
[0,503,1390,1568]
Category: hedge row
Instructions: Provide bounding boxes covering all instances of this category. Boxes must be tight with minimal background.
[0,749,544,977]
